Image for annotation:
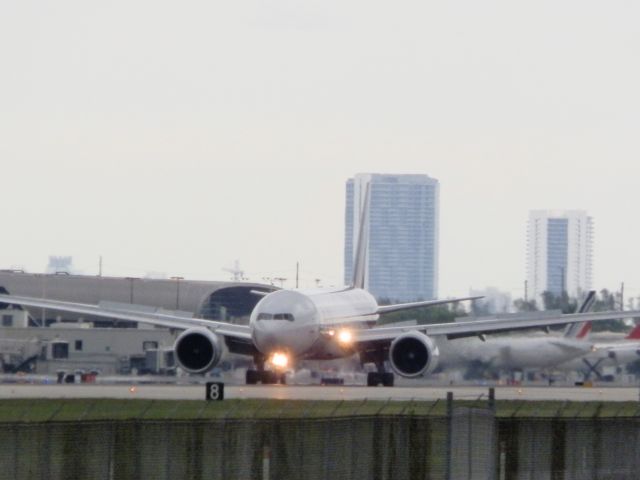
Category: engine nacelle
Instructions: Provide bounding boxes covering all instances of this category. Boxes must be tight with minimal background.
[174,328,222,374]
[389,331,439,377]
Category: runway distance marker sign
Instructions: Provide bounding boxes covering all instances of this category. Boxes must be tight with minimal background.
[205,382,224,401]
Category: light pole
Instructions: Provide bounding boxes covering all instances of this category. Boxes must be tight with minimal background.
[124,277,138,304]
[36,273,47,327]
[170,276,184,310]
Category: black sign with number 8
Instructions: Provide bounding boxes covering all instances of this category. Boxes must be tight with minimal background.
[205,382,224,401]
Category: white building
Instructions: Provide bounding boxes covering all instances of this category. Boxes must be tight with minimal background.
[526,210,593,305]
[344,173,439,302]
[469,287,513,314]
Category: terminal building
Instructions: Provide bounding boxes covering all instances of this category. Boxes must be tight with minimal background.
[0,271,275,376]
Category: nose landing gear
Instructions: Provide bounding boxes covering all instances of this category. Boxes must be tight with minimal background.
[245,357,287,385]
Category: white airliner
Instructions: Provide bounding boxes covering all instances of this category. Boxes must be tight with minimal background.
[436,323,594,374]
[1,189,638,386]
[436,291,597,376]
[557,322,640,380]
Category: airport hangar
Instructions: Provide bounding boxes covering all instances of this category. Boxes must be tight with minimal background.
[0,271,275,376]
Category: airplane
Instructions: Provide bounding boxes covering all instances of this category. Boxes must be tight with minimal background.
[556,322,640,380]
[435,291,597,378]
[1,187,639,386]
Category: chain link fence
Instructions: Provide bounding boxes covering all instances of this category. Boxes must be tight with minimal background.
[498,417,640,480]
[0,417,454,480]
[1,398,639,479]
[0,413,484,479]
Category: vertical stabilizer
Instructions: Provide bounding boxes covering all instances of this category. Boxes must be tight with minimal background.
[564,290,596,338]
[625,323,640,340]
[351,183,370,289]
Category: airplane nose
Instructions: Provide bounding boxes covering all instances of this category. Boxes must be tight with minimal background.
[250,290,320,356]
[252,326,280,352]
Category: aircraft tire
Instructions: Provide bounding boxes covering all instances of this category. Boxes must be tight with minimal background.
[367,372,381,386]
[246,369,259,385]
[261,371,278,384]
[382,372,394,387]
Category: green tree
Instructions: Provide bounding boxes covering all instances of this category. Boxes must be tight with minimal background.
[541,291,577,314]
[513,298,538,312]
[592,289,616,311]
[377,298,468,325]
[590,289,627,332]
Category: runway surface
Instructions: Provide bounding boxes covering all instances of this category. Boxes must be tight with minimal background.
[1,383,640,402]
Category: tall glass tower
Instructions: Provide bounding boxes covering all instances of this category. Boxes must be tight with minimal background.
[526,210,593,304]
[344,173,439,302]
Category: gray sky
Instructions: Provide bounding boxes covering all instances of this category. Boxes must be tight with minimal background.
[1,1,639,300]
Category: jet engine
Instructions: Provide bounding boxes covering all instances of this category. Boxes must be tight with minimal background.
[388,331,439,377]
[174,328,222,374]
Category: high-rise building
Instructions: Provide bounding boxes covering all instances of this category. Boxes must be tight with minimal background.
[526,210,593,305]
[344,173,439,302]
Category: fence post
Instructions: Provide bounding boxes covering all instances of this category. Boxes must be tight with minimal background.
[489,387,496,412]
[262,445,271,480]
[446,391,453,480]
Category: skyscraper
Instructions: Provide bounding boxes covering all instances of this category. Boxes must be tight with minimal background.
[526,210,593,305]
[344,173,439,302]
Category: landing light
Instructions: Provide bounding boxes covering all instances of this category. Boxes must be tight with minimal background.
[270,352,289,369]
[337,329,353,345]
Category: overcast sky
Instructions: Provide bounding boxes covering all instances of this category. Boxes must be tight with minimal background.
[1,1,639,300]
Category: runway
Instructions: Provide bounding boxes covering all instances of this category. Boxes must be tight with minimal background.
[1,383,640,402]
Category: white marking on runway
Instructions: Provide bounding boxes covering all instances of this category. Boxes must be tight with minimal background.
[1,384,639,402]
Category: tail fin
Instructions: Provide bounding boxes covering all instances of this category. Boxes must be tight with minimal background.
[564,290,596,339]
[572,322,592,339]
[577,290,597,314]
[351,183,370,289]
[626,323,640,340]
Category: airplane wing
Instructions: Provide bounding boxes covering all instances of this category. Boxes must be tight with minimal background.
[376,296,483,314]
[592,340,640,353]
[0,294,252,340]
[351,310,640,343]
[600,342,640,353]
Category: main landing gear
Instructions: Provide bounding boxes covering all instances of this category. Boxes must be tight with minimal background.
[367,358,395,387]
[245,357,286,385]
[246,370,286,385]
[367,371,394,387]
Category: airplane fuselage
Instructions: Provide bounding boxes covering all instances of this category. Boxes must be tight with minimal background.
[437,335,593,370]
[556,344,640,372]
[249,287,379,361]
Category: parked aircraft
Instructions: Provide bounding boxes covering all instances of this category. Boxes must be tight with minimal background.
[557,323,640,380]
[435,291,597,377]
[1,190,637,386]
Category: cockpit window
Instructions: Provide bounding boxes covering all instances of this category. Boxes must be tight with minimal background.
[257,313,294,321]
